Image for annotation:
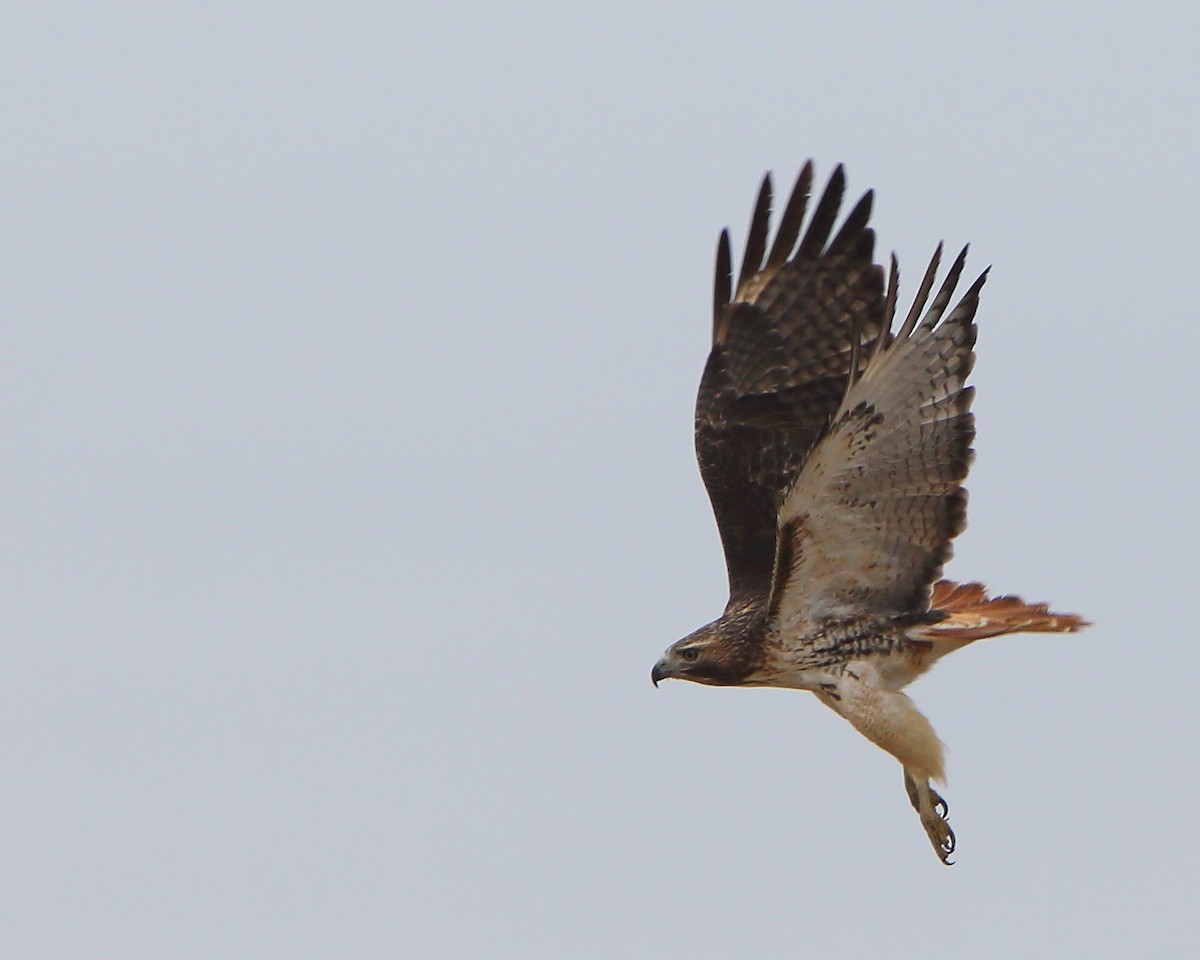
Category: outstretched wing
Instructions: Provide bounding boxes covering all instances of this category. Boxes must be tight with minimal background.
[696,163,886,608]
[766,246,987,628]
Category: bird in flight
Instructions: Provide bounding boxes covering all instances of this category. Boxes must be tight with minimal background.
[651,162,1086,863]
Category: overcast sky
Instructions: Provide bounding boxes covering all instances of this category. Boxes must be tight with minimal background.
[3,2,1198,957]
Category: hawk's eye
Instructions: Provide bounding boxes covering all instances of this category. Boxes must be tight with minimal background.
[680,648,700,662]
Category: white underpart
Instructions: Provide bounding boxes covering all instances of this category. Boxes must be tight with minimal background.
[816,660,946,783]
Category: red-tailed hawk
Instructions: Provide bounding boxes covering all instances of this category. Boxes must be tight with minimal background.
[651,162,1087,863]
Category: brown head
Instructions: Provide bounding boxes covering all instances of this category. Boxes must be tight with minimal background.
[651,607,766,687]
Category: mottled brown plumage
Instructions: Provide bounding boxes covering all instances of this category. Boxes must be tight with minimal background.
[652,163,1088,864]
[696,164,886,606]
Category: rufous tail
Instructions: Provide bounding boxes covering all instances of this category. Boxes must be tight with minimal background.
[925,580,1089,642]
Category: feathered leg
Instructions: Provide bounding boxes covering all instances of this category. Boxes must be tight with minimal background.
[817,672,956,864]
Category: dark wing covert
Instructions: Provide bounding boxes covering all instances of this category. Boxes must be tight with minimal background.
[695,162,886,608]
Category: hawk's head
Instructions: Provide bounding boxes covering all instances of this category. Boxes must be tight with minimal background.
[651,609,765,687]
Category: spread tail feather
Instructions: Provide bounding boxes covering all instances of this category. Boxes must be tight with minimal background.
[925,580,1089,642]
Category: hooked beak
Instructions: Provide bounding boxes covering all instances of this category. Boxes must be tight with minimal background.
[651,659,671,687]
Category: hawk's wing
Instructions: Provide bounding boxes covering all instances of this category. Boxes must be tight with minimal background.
[696,163,886,608]
[766,246,987,628]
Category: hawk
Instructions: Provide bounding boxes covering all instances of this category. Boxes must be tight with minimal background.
[651,162,1086,863]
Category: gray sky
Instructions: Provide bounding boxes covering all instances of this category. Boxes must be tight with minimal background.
[4,2,1198,957]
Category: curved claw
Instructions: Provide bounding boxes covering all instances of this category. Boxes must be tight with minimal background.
[904,771,957,865]
[921,811,956,865]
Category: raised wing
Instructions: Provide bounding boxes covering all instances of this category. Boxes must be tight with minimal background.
[766,246,987,628]
[696,163,886,608]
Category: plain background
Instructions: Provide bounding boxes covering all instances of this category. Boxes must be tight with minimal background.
[3,2,1198,957]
